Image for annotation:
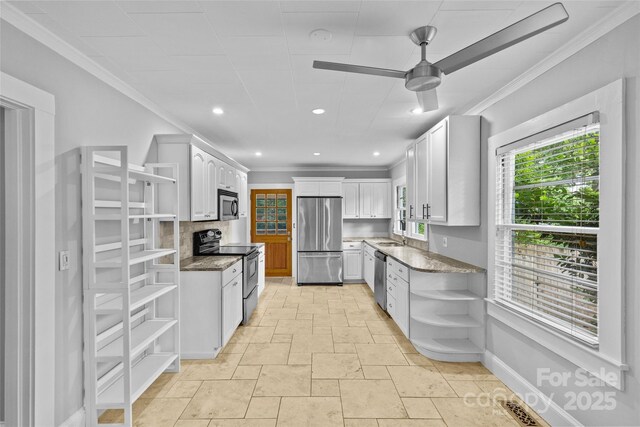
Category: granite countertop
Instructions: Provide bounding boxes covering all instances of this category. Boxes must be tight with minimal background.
[180,256,242,272]
[344,237,485,274]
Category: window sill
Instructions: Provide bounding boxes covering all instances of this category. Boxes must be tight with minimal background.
[486,299,628,390]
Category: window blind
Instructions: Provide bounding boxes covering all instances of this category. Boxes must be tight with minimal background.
[495,113,600,346]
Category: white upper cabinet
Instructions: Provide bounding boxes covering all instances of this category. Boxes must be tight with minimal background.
[218,161,237,191]
[406,145,416,221]
[156,134,248,221]
[237,170,248,218]
[342,182,360,218]
[189,145,216,221]
[293,178,343,197]
[406,115,480,226]
[352,181,391,219]
[426,119,448,223]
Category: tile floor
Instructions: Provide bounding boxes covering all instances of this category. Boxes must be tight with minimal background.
[100,277,549,427]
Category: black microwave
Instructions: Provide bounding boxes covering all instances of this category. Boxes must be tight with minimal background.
[219,189,239,220]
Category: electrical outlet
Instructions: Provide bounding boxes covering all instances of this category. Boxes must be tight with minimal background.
[442,237,448,248]
[59,250,70,271]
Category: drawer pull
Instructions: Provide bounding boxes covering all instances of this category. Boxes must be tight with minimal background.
[233,268,237,273]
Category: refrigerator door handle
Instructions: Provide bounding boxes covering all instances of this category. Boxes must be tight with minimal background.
[299,253,342,258]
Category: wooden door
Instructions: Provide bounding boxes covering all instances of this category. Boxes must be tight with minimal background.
[251,189,292,276]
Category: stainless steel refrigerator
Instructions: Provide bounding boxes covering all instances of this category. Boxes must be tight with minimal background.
[297,197,343,285]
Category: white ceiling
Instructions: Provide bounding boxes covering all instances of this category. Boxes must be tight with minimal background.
[10,0,622,169]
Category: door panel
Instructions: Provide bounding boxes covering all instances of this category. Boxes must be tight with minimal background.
[406,145,416,221]
[297,197,318,252]
[319,198,342,252]
[190,146,206,221]
[415,137,428,221]
[251,189,292,276]
[359,183,373,218]
[298,252,343,283]
[428,120,448,223]
[342,182,359,218]
[205,156,217,219]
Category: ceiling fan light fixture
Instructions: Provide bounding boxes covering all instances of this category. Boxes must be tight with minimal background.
[212,107,224,115]
[312,108,325,115]
[405,61,441,92]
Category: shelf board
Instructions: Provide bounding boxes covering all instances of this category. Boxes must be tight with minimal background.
[93,213,176,221]
[96,284,177,313]
[129,170,176,185]
[410,289,480,301]
[96,249,176,268]
[94,200,146,209]
[411,337,483,354]
[97,353,177,409]
[95,239,147,254]
[97,319,177,360]
[411,313,482,328]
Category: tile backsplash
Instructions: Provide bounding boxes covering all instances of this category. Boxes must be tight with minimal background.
[160,219,244,260]
[390,234,429,251]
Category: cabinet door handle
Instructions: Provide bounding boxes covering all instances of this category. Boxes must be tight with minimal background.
[409,205,414,218]
[422,204,426,219]
[232,281,238,287]
[427,204,431,219]
[233,268,237,273]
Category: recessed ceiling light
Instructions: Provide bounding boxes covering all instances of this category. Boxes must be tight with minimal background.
[255,152,262,157]
[410,107,423,115]
[212,107,224,115]
[311,108,325,115]
[313,152,321,156]
[373,152,380,156]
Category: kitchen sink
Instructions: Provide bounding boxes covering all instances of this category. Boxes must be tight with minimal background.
[376,242,403,247]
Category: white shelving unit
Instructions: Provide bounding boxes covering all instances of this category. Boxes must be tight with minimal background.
[409,271,485,362]
[82,146,180,426]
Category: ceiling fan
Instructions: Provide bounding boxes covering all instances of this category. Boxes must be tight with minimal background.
[313,3,569,112]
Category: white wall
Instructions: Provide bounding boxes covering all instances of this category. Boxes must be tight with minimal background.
[1,107,5,423]
[0,21,185,425]
[423,16,639,426]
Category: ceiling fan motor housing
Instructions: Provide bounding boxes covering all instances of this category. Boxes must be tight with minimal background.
[405,61,442,92]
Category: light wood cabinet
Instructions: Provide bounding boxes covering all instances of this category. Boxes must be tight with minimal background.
[343,180,391,219]
[406,115,480,226]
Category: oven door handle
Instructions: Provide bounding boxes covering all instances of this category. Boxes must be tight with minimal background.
[231,200,239,216]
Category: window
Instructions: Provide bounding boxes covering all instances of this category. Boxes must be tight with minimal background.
[394,184,406,235]
[494,114,600,346]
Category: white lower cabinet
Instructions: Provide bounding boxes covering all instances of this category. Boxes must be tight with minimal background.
[180,260,243,358]
[387,259,409,337]
[343,242,363,281]
[257,246,266,296]
[222,274,243,346]
[363,244,376,291]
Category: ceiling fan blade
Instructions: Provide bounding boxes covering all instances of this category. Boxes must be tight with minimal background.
[434,2,569,74]
[313,61,406,79]
[417,89,438,112]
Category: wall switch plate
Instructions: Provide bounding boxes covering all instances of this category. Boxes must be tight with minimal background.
[59,250,70,271]
[442,237,448,248]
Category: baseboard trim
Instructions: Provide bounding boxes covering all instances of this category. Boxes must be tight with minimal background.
[483,350,583,427]
[59,407,85,427]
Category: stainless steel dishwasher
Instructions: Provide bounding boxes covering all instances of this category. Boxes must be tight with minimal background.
[374,251,387,310]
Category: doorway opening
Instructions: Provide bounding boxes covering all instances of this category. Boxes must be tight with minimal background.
[250,189,293,276]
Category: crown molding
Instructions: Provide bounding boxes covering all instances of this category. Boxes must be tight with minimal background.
[463,0,640,116]
[0,1,249,172]
[249,166,390,173]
